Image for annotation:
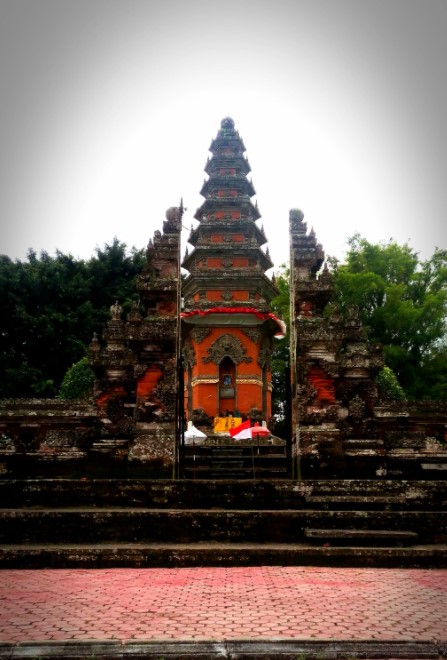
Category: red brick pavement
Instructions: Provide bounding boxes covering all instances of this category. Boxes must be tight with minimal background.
[0,567,446,644]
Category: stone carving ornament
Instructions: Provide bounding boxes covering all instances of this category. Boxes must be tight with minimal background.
[127,300,142,323]
[203,334,252,365]
[241,328,261,344]
[236,375,262,385]
[349,394,366,422]
[182,340,197,369]
[257,337,272,368]
[191,327,211,343]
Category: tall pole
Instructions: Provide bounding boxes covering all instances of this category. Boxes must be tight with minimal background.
[174,200,184,479]
[284,354,292,479]
[289,212,300,480]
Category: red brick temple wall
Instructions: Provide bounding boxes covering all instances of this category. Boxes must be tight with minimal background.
[308,367,336,405]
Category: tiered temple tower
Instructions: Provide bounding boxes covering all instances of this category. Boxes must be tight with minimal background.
[181,117,284,428]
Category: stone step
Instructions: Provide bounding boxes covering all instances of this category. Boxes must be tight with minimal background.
[184,454,288,463]
[0,542,445,569]
[0,508,443,544]
[0,478,306,509]
[183,444,287,453]
[306,495,407,510]
[343,439,384,449]
[182,466,289,479]
[1,477,445,570]
[304,528,418,546]
[181,444,288,480]
[1,479,446,509]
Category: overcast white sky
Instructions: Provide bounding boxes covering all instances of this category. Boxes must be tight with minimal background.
[0,0,446,272]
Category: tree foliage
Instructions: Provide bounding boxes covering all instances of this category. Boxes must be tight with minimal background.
[270,266,291,436]
[329,234,447,398]
[0,239,145,398]
[57,357,94,400]
[376,366,406,401]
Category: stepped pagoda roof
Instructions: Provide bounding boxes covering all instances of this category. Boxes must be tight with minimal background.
[182,117,278,312]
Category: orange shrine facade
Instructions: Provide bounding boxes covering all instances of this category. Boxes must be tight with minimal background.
[181,118,285,427]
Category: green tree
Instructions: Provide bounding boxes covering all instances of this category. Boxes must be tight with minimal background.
[87,238,146,321]
[57,356,94,399]
[270,265,291,436]
[0,239,145,398]
[329,235,447,398]
[410,343,447,400]
[376,366,406,401]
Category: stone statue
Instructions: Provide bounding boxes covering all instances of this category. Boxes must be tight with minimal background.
[110,300,122,320]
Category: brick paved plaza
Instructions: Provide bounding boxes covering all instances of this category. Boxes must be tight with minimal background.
[0,566,446,657]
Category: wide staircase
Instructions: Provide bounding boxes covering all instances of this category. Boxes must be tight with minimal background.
[0,478,446,569]
[181,441,289,479]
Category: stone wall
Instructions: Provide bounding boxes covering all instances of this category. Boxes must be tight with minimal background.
[0,399,175,478]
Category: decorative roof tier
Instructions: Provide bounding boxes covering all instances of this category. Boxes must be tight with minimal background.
[288,208,331,315]
[193,118,260,225]
[289,209,325,275]
[204,153,251,177]
[208,116,247,153]
[182,117,277,312]
[194,197,261,222]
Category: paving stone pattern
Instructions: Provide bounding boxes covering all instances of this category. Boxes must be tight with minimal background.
[0,566,446,644]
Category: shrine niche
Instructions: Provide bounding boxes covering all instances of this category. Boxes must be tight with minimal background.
[219,358,236,400]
